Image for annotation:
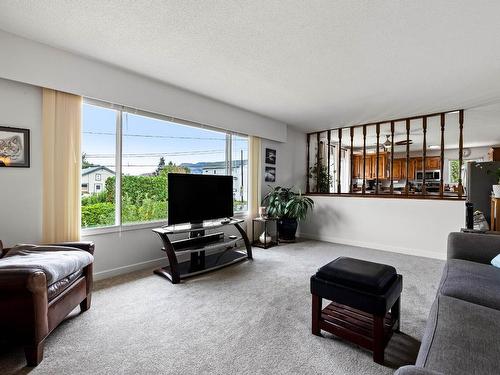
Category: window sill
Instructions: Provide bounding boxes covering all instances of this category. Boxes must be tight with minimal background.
[81,220,168,237]
[81,212,248,237]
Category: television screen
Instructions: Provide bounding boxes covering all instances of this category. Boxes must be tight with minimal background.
[168,173,234,225]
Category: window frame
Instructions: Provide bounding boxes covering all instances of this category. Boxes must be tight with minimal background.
[81,98,249,236]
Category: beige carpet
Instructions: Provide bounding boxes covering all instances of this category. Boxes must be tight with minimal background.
[0,240,444,375]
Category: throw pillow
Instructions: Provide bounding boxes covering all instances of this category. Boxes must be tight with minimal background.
[491,254,500,268]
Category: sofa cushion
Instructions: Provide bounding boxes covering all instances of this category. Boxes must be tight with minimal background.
[315,256,397,294]
[438,259,500,310]
[416,295,500,375]
[0,245,93,285]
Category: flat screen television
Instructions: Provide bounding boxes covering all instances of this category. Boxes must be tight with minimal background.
[168,173,234,225]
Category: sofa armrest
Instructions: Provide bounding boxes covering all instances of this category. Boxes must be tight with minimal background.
[48,241,95,255]
[0,268,47,292]
[447,232,500,264]
[394,366,444,375]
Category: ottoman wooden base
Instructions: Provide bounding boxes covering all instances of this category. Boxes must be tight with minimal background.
[312,295,400,364]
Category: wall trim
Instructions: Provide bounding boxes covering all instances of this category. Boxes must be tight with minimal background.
[94,257,167,281]
[297,232,447,260]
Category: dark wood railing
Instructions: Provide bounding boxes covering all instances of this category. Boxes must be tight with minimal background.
[306,110,465,200]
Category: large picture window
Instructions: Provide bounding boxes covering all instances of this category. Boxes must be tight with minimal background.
[81,101,248,229]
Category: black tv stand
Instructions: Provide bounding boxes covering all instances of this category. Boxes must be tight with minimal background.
[152,219,252,284]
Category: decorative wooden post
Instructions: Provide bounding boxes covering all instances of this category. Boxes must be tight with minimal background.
[405,119,410,196]
[362,125,367,194]
[390,121,394,194]
[440,114,445,197]
[350,127,354,193]
[306,133,310,193]
[422,117,427,195]
[316,132,320,193]
[375,123,380,195]
[458,110,464,198]
[327,130,331,193]
[337,128,342,194]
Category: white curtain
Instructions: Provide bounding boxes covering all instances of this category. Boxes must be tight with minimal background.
[42,88,82,243]
[246,136,262,237]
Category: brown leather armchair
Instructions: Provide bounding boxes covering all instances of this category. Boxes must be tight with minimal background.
[0,240,94,366]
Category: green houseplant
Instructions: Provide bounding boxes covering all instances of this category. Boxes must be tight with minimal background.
[487,167,500,198]
[262,186,314,241]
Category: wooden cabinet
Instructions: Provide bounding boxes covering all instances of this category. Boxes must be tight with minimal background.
[412,157,441,173]
[392,159,403,180]
[353,154,362,179]
[426,157,441,170]
[353,153,388,180]
[488,147,500,161]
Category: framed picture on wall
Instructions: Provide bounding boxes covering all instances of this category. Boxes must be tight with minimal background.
[265,166,276,182]
[265,148,276,164]
[0,126,30,168]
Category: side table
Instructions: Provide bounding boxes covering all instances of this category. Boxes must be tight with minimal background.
[252,217,279,249]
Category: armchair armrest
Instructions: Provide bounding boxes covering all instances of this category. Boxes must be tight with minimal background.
[447,232,500,264]
[0,268,47,292]
[47,241,95,255]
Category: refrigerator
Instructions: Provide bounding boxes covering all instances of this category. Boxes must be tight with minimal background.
[466,161,500,224]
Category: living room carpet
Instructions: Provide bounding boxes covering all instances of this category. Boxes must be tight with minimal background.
[0,240,444,375]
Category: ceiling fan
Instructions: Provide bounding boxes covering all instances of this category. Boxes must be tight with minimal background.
[382,135,413,149]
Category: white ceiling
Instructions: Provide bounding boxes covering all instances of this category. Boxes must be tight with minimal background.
[1,1,500,135]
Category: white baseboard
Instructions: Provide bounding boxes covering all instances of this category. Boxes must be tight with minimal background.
[297,232,446,260]
[94,257,168,281]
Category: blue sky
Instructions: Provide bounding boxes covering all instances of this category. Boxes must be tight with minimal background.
[82,104,247,175]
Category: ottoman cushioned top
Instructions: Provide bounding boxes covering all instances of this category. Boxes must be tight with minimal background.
[316,257,397,294]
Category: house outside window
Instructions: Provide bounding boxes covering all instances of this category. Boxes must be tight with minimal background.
[95,173,101,181]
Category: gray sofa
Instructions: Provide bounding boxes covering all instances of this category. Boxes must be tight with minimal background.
[396,232,500,375]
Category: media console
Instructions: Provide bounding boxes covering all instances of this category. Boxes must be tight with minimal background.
[152,219,252,284]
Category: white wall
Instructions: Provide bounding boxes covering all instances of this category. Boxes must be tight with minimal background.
[0,30,287,142]
[261,126,306,198]
[298,195,465,259]
[0,79,42,246]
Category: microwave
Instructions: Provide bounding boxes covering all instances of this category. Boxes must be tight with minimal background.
[416,170,440,181]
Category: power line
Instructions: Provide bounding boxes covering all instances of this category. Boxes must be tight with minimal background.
[83,131,225,140]
[82,131,248,142]
[85,150,226,158]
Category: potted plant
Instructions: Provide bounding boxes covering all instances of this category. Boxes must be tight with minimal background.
[309,161,332,193]
[262,186,314,242]
[487,167,500,198]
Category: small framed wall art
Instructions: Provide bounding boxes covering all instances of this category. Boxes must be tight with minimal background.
[265,148,276,164]
[0,126,30,168]
[265,166,276,182]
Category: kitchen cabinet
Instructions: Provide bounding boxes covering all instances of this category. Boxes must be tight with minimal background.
[392,159,403,180]
[488,147,500,161]
[415,157,441,171]
[353,154,362,179]
[353,153,388,180]
[426,157,441,170]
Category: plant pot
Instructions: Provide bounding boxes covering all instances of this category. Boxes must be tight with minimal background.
[278,218,298,242]
[493,185,500,198]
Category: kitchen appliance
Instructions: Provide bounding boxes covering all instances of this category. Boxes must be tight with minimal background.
[466,161,500,224]
[415,170,441,192]
[415,170,441,181]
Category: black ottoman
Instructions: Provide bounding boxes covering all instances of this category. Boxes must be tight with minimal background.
[310,257,402,364]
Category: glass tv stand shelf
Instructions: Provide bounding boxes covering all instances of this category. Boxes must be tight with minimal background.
[152,219,252,284]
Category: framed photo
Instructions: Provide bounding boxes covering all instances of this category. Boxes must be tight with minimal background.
[265,166,276,182]
[0,126,30,168]
[265,148,276,165]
